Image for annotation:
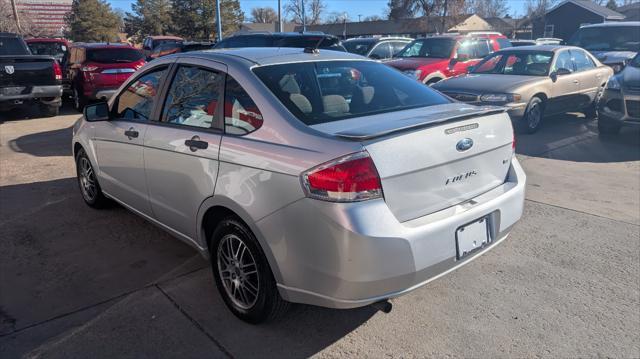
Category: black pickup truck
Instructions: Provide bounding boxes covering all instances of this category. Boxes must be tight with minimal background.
[0,32,63,117]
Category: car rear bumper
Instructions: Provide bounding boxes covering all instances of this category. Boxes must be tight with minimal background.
[258,157,526,309]
[598,89,640,125]
[0,85,62,102]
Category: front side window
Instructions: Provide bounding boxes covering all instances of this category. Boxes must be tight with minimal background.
[253,60,450,126]
[224,77,263,135]
[161,66,224,129]
[115,68,167,121]
[571,50,595,72]
[553,51,575,73]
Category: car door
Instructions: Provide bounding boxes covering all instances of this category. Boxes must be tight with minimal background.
[571,48,604,108]
[143,59,225,241]
[547,49,582,115]
[93,65,169,216]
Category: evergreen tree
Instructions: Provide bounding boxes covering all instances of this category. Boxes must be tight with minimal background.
[66,0,120,42]
[124,0,173,42]
[606,0,618,11]
[171,0,243,40]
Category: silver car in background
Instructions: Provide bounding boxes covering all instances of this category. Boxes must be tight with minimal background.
[72,48,526,323]
[433,46,612,133]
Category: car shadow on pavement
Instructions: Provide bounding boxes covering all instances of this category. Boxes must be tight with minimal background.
[0,177,376,357]
[9,126,73,157]
[515,113,640,162]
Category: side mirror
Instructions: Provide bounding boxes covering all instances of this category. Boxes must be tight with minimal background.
[84,102,110,122]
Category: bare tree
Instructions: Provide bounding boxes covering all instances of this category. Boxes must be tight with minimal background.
[467,0,509,17]
[387,0,417,19]
[525,0,557,16]
[363,15,383,21]
[325,11,349,23]
[0,0,47,36]
[285,0,326,25]
[251,7,278,23]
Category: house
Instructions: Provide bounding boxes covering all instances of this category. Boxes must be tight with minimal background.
[532,0,626,40]
[617,2,640,21]
[293,16,468,39]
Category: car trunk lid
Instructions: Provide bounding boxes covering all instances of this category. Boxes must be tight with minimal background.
[311,103,514,222]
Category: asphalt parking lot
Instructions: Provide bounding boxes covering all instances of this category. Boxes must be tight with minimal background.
[1,105,639,358]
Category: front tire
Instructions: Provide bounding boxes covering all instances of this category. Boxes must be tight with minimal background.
[210,217,289,323]
[516,96,544,134]
[75,148,109,208]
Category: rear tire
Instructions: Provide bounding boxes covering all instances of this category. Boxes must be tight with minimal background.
[73,87,87,112]
[515,96,544,134]
[210,217,289,324]
[75,148,109,208]
[39,103,59,117]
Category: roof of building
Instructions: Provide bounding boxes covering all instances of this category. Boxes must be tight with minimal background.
[546,0,625,20]
[295,16,470,37]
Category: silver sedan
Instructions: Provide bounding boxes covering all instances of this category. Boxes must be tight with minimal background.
[73,48,526,323]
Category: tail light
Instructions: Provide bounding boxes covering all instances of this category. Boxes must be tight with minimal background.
[301,152,383,202]
[512,130,516,152]
[53,61,62,80]
[81,65,99,72]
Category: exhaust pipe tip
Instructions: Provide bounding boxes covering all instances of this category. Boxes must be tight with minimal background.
[371,300,393,314]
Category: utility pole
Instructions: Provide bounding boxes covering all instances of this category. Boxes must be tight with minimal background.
[277,0,282,32]
[10,0,22,33]
[441,0,448,34]
[358,14,362,22]
[301,0,306,32]
[215,0,222,41]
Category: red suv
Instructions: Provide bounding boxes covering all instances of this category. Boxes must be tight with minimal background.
[386,33,511,85]
[68,43,145,110]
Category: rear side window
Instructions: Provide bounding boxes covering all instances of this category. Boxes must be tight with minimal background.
[87,48,144,63]
[253,60,449,126]
[161,66,224,129]
[571,49,595,72]
[115,68,167,121]
[224,77,263,135]
[553,51,575,73]
[496,38,512,49]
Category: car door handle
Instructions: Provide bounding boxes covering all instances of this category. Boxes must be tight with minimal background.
[573,80,580,84]
[124,128,139,139]
[185,136,208,152]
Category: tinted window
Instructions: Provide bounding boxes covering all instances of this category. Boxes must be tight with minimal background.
[0,37,30,55]
[496,38,512,49]
[344,40,375,55]
[276,36,342,50]
[224,77,264,135]
[370,43,391,59]
[458,40,491,59]
[244,36,273,47]
[87,48,144,63]
[473,51,553,76]
[569,26,640,52]
[553,51,574,73]
[391,42,409,56]
[161,66,223,129]
[396,38,455,58]
[253,60,450,126]
[116,68,167,121]
[27,42,67,61]
[571,49,595,71]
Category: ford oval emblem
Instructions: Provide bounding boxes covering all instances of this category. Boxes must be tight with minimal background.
[456,138,474,152]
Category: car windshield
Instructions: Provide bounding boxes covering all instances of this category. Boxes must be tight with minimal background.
[629,54,640,68]
[568,26,640,52]
[343,40,375,55]
[253,60,450,125]
[87,48,144,63]
[27,42,67,61]
[395,38,455,58]
[472,51,553,76]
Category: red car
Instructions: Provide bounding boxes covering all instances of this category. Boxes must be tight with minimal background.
[386,32,512,85]
[68,43,145,111]
[25,38,71,93]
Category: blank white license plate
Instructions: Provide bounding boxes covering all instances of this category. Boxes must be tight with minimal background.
[456,217,491,259]
[1,87,25,95]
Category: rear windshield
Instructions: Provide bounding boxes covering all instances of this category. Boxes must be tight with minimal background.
[343,40,375,55]
[253,60,450,125]
[0,37,30,55]
[87,48,144,63]
[395,38,456,58]
[27,42,67,61]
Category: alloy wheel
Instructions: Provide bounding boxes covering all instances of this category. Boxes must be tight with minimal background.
[78,156,97,202]
[528,103,542,130]
[217,234,260,310]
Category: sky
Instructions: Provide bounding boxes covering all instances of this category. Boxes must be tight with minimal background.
[107,0,530,20]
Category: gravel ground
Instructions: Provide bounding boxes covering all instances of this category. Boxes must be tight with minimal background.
[1,106,638,358]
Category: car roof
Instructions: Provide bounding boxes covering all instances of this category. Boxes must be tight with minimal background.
[230,32,338,39]
[148,36,183,40]
[72,43,137,49]
[580,21,640,28]
[344,37,412,42]
[178,47,367,66]
[497,45,578,52]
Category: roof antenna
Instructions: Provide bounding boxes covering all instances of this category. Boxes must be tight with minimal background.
[304,36,323,54]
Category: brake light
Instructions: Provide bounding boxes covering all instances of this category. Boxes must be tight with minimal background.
[81,65,99,72]
[53,61,62,80]
[301,152,383,202]
[512,130,516,151]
